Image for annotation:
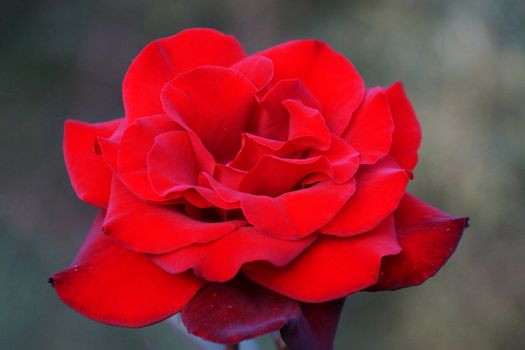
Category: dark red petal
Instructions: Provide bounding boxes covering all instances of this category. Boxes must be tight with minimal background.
[204,174,356,240]
[181,276,344,350]
[281,299,345,350]
[258,40,364,134]
[368,193,468,291]
[181,276,301,344]
[254,79,321,140]
[50,211,204,327]
[123,28,246,122]
[320,157,409,237]
[231,55,274,91]
[147,130,215,196]
[243,217,401,302]
[64,119,121,208]
[152,226,316,282]
[343,87,394,164]
[118,114,179,201]
[385,82,421,171]
[161,66,257,163]
[104,179,244,254]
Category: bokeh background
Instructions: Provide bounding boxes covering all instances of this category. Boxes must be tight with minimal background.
[1,0,524,349]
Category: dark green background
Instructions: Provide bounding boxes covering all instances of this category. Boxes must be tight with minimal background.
[1,0,524,349]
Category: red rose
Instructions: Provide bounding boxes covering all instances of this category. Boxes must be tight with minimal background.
[50,28,467,348]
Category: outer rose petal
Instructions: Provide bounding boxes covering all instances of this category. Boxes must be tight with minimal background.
[161,66,257,163]
[243,217,401,302]
[49,211,204,327]
[343,87,394,164]
[104,179,244,254]
[151,226,316,282]
[182,276,301,344]
[94,119,126,172]
[123,28,246,122]
[118,114,179,201]
[181,276,344,350]
[320,157,409,237]
[258,40,364,134]
[385,82,422,171]
[368,193,468,291]
[64,118,121,208]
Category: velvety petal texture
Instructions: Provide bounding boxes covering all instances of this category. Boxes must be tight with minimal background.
[53,28,467,349]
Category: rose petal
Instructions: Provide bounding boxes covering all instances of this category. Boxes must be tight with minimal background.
[203,174,356,239]
[240,179,356,239]
[152,226,316,282]
[343,87,394,164]
[161,66,257,163]
[244,216,401,302]
[104,179,244,254]
[94,118,126,172]
[306,134,360,184]
[147,130,215,196]
[64,119,121,208]
[283,99,331,148]
[253,79,321,140]
[181,276,301,344]
[118,114,179,201]
[181,276,344,350]
[320,156,409,237]
[213,164,247,191]
[231,55,274,91]
[281,299,345,350]
[239,155,332,196]
[258,40,364,134]
[385,82,421,171]
[229,132,315,172]
[123,28,246,122]
[49,211,204,327]
[368,193,468,291]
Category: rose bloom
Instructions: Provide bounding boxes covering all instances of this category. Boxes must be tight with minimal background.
[50,28,467,349]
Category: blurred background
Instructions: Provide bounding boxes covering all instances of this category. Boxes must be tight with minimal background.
[1,0,524,349]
